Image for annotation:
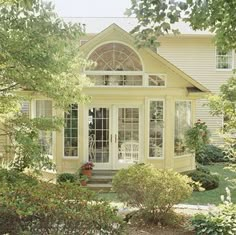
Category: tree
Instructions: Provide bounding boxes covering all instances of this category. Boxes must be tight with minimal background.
[127,0,236,50]
[0,1,90,172]
[208,77,236,160]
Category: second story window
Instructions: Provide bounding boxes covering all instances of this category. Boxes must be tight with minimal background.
[216,49,233,70]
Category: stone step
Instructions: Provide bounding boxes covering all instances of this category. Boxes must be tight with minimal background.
[92,170,118,176]
[89,175,113,184]
[86,183,113,192]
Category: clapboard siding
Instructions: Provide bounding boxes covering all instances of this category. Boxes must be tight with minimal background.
[158,36,233,144]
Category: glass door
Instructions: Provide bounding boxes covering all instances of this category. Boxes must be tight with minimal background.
[87,105,141,169]
[116,107,140,168]
[88,107,111,168]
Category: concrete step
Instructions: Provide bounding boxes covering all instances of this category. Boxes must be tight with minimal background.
[92,170,118,176]
[89,175,113,184]
[86,183,113,192]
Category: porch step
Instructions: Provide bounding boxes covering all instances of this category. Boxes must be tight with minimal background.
[92,170,118,176]
[88,175,113,184]
[86,183,113,192]
[85,170,118,192]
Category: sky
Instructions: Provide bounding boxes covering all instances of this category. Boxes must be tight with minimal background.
[49,0,131,17]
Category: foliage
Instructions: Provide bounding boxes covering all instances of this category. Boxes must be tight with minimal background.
[81,161,95,170]
[112,164,192,223]
[127,0,236,50]
[0,1,91,172]
[187,168,219,190]
[196,144,225,165]
[191,188,236,235]
[208,77,236,162]
[0,173,125,234]
[0,167,38,186]
[57,172,78,184]
[185,119,210,152]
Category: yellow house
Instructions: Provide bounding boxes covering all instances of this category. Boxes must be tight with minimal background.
[0,23,209,176]
[44,23,207,174]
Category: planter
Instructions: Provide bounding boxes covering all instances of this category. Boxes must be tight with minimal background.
[82,169,92,178]
[80,180,87,186]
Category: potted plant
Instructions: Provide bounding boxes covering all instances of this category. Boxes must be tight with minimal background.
[79,174,89,186]
[81,161,94,178]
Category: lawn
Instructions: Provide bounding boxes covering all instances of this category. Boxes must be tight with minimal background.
[184,163,236,205]
[98,163,236,206]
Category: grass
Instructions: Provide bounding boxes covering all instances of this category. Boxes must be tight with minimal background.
[98,163,236,206]
[184,163,236,205]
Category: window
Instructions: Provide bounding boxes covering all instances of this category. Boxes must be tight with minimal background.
[64,104,78,157]
[216,49,233,69]
[174,101,192,156]
[35,100,53,156]
[148,74,166,86]
[149,100,164,158]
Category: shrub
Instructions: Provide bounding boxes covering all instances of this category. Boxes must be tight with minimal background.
[0,167,38,186]
[185,119,210,152]
[196,144,225,165]
[191,188,236,234]
[112,164,192,223]
[0,173,125,234]
[57,172,78,184]
[187,169,219,190]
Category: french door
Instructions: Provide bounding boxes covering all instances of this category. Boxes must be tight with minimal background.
[87,105,142,169]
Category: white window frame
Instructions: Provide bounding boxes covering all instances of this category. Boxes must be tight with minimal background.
[215,48,234,71]
[147,74,167,88]
[31,99,54,159]
[174,99,193,158]
[63,104,79,159]
[147,99,165,159]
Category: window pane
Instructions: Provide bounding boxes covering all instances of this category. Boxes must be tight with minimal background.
[88,43,142,71]
[175,101,192,156]
[216,49,232,69]
[64,104,78,157]
[149,101,164,158]
[35,100,53,156]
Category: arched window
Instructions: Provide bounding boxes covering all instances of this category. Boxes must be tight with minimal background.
[86,43,144,86]
[88,43,142,71]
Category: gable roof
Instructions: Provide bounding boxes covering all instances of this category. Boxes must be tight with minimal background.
[80,23,210,93]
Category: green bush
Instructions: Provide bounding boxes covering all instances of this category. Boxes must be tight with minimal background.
[0,168,38,186]
[57,172,78,184]
[112,164,192,223]
[0,174,125,234]
[191,189,236,234]
[196,144,225,165]
[187,169,219,190]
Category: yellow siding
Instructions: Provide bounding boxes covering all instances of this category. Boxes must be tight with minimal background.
[158,36,233,144]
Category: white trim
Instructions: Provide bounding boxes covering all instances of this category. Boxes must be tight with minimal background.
[31,99,54,159]
[147,99,165,160]
[173,99,193,158]
[147,73,167,87]
[63,104,79,159]
[85,40,145,72]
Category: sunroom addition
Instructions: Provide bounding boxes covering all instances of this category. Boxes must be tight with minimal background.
[56,24,209,173]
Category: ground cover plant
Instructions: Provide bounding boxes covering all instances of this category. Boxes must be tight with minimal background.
[191,188,236,235]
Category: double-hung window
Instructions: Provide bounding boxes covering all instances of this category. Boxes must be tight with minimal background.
[35,100,53,156]
[216,49,233,70]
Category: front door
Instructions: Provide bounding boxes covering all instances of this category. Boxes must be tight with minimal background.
[87,105,141,169]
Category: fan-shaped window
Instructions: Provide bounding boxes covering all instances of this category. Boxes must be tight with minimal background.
[88,43,142,71]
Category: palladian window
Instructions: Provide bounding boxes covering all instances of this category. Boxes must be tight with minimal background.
[86,42,145,86]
